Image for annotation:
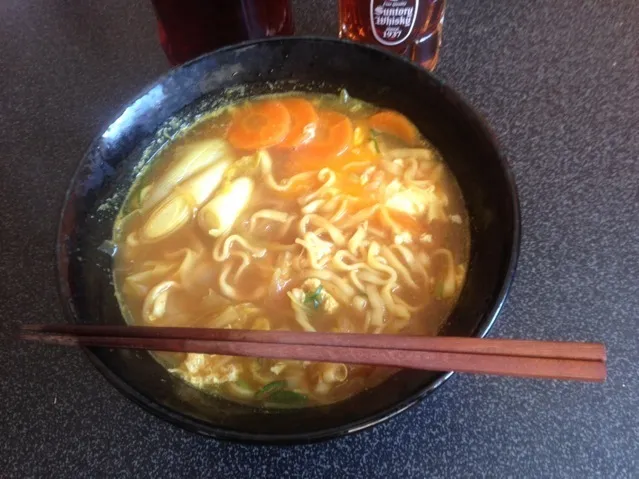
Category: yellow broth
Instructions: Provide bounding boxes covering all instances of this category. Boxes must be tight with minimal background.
[112,92,470,408]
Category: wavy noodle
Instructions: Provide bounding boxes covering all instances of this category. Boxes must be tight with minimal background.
[319,195,344,213]
[367,242,399,284]
[335,204,379,229]
[390,244,430,285]
[298,214,346,246]
[298,168,337,205]
[296,232,334,269]
[348,270,366,293]
[352,295,368,312]
[378,207,403,235]
[248,209,290,227]
[368,225,387,239]
[299,269,356,299]
[432,248,457,299]
[380,284,412,318]
[327,197,349,223]
[357,270,393,285]
[253,239,300,252]
[331,250,395,299]
[219,260,266,301]
[379,245,419,289]
[232,251,252,282]
[390,243,415,264]
[258,150,316,192]
[213,234,267,262]
[301,199,325,214]
[248,209,297,240]
[212,235,271,302]
[391,292,423,313]
[365,284,385,326]
[382,318,410,334]
[331,250,362,272]
[300,195,347,218]
[348,223,368,254]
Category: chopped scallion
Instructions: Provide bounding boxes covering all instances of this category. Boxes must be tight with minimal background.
[304,284,324,310]
[255,380,287,399]
[265,390,308,406]
[369,129,381,153]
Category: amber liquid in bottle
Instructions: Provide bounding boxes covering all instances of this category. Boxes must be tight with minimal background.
[339,0,445,71]
[151,0,294,65]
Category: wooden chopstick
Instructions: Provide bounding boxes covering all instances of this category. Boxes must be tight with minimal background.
[20,325,607,382]
[22,324,607,362]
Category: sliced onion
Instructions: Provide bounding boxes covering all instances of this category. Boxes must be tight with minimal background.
[141,139,233,212]
[198,177,254,237]
[140,195,191,243]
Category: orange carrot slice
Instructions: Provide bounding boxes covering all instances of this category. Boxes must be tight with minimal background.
[295,110,353,160]
[368,110,419,145]
[279,98,319,148]
[227,101,291,150]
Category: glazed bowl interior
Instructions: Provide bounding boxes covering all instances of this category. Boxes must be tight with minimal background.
[57,37,519,444]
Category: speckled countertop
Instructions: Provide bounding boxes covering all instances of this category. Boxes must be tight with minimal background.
[1,0,637,477]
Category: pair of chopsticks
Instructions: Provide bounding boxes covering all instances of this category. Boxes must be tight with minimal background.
[20,325,607,382]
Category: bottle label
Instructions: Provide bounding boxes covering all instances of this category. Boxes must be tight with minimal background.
[370,0,420,46]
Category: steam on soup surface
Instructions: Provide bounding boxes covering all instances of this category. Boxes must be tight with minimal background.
[113,92,469,408]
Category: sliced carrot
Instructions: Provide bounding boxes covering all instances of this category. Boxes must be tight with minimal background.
[227,100,291,150]
[295,110,353,160]
[279,98,319,149]
[368,110,419,145]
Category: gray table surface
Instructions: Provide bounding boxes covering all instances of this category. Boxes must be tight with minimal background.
[1,0,637,477]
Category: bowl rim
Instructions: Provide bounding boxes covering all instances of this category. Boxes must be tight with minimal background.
[55,36,521,445]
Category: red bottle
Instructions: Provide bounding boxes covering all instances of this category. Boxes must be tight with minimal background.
[339,0,446,71]
[151,0,295,65]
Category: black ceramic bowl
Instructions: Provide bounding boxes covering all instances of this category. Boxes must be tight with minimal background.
[57,37,519,444]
